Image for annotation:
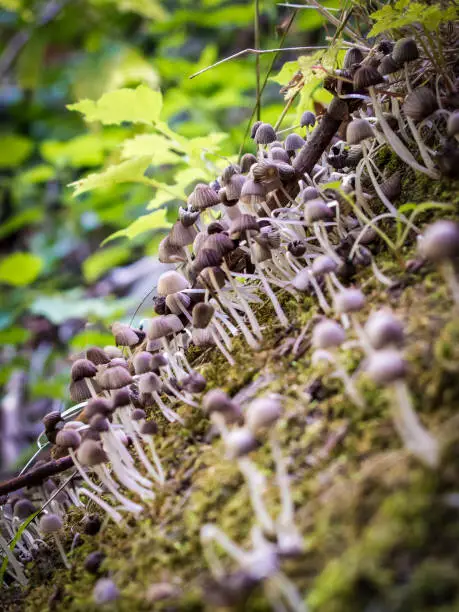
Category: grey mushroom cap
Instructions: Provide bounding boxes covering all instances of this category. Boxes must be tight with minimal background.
[40,513,63,534]
[93,578,120,605]
[365,310,404,349]
[312,320,346,349]
[419,221,459,263]
[366,349,407,384]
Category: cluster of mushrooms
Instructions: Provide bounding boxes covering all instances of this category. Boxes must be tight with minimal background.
[1,33,459,609]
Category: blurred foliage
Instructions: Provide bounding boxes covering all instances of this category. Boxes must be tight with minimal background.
[0,0,340,454]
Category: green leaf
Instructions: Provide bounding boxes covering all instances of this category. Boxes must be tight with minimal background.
[31,289,134,324]
[121,134,182,164]
[41,136,103,168]
[0,253,43,286]
[91,0,167,20]
[0,134,33,168]
[17,164,55,184]
[0,208,43,240]
[103,208,172,243]
[67,84,163,126]
[0,327,31,345]
[270,61,300,86]
[70,329,115,351]
[83,245,131,282]
[70,156,152,196]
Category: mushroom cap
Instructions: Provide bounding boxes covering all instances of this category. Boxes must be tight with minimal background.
[69,379,92,403]
[225,428,258,459]
[56,429,81,449]
[392,37,419,65]
[447,111,459,138]
[13,499,36,520]
[284,133,305,152]
[157,270,189,297]
[103,345,123,359]
[192,303,215,329]
[419,220,459,263]
[133,351,153,375]
[353,65,384,89]
[225,174,246,201]
[89,414,109,432]
[343,46,365,70]
[346,119,374,145]
[99,365,133,390]
[403,87,437,122]
[42,410,63,430]
[304,199,334,224]
[165,292,191,315]
[300,110,316,128]
[365,310,404,349]
[40,513,63,534]
[312,255,338,276]
[168,220,198,247]
[246,396,282,434]
[312,319,346,349]
[366,349,407,384]
[93,578,120,604]
[378,54,399,76]
[84,398,113,420]
[334,288,365,314]
[71,358,97,382]
[188,183,220,211]
[138,372,162,394]
[181,372,207,394]
[158,236,187,264]
[86,346,110,366]
[240,153,258,173]
[254,123,277,145]
[77,440,108,466]
[132,408,146,421]
[250,120,263,139]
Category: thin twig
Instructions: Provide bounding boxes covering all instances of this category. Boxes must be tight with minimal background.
[254,0,261,121]
[0,456,74,496]
[277,3,340,10]
[189,46,331,80]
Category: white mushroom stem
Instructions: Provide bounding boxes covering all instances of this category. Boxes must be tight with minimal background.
[440,260,459,306]
[77,487,123,524]
[137,431,166,486]
[210,327,235,365]
[201,524,247,578]
[122,419,163,484]
[312,349,364,409]
[152,390,185,425]
[390,380,439,468]
[52,533,71,570]
[238,458,275,534]
[208,268,260,350]
[221,261,263,340]
[94,465,144,514]
[211,319,233,350]
[69,448,103,494]
[369,87,439,179]
[85,378,99,398]
[161,378,199,408]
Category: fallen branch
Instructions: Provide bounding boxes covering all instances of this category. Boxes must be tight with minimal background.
[0,456,73,497]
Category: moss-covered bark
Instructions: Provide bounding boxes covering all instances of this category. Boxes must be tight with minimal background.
[2,171,459,612]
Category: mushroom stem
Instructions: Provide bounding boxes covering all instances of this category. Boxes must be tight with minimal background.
[210,327,235,365]
[53,534,71,570]
[238,458,275,534]
[440,260,459,306]
[77,487,123,524]
[390,380,439,468]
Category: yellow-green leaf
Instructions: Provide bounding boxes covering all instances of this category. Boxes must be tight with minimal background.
[67,85,163,126]
[0,135,34,168]
[83,245,131,282]
[70,156,152,196]
[121,134,182,164]
[103,208,172,243]
[0,253,43,286]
